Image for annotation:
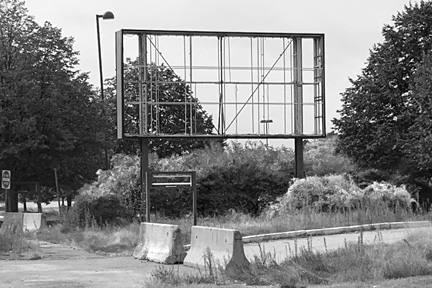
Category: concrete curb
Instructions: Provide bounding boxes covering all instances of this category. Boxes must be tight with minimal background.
[242,221,431,244]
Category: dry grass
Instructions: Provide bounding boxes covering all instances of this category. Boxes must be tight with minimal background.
[0,232,42,260]
[147,203,431,244]
[34,201,431,255]
[149,230,432,287]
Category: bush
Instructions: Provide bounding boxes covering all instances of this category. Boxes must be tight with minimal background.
[304,136,354,176]
[198,161,288,216]
[362,182,412,210]
[351,168,391,188]
[78,142,294,218]
[275,175,361,213]
[273,175,415,213]
[71,194,128,228]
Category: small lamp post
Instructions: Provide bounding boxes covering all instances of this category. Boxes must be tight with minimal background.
[260,119,273,148]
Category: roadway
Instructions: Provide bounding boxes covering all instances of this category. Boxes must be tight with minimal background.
[243,226,431,263]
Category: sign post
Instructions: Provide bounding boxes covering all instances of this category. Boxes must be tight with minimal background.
[2,170,11,212]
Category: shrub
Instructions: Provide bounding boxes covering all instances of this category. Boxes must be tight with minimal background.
[304,136,354,176]
[71,194,127,227]
[273,175,415,214]
[78,142,294,218]
[198,161,288,216]
[276,175,361,213]
[362,182,412,210]
[351,168,391,188]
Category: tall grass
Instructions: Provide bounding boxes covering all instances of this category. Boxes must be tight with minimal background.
[35,220,141,255]
[29,190,431,258]
[0,232,41,259]
[148,201,430,244]
[150,230,432,287]
[38,200,430,254]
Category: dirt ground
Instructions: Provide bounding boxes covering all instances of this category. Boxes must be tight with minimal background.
[0,240,199,288]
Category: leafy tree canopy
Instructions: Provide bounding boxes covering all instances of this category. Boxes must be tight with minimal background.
[105,59,223,158]
[0,0,106,199]
[333,1,432,178]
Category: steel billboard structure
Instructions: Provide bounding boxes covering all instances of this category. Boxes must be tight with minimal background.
[116,29,325,140]
[115,29,326,221]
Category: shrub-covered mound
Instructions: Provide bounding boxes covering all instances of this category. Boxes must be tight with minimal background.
[77,142,295,218]
[270,175,414,215]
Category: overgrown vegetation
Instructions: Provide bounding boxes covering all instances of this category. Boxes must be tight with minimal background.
[76,139,356,219]
[149,230,432,287]
[0,232,41,260]
[272,175,414,214]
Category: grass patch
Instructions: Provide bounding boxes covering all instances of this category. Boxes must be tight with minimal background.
[34,201,431,255]
[147,204,431,244]
[148,230,432,287]
[35,218,140,255]
[0,232,42,260]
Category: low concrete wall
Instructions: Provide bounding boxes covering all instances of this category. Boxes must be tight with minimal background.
[183,226,250,271]
[133,222,186,264]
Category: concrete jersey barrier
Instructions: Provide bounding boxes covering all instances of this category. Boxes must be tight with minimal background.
[23,213,46,232]
[133,222,186,264]
[0,213,46,233]
[183,226,250,271]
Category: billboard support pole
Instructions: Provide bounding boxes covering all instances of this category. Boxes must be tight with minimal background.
[293,37,305,178]
[140,138,150,222]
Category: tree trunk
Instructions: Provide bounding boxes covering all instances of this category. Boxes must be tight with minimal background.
[22,194,27,212]
[36,183,43,213]
[67,195,72,208]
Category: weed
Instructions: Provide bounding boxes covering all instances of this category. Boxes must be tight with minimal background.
[0,232,42,259]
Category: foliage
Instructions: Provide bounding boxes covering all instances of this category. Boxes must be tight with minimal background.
[0,232,41,260]
[71,194,128,227]
[403,53,432,173]
[104,59,222,158]
[149,230,432,287]
[277,175,362,212]
[304,133,354,176]
[273,176,414,213]
[0,0,106,201]
[333,1,432,179]
[78,141,294,217]
[350,168,391,189]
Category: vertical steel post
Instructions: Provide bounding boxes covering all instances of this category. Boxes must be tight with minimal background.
[140,138,150,222]
[293,37,304,178]
[295,138,304,178]
[192,171,197,226]
[138,33,150,222]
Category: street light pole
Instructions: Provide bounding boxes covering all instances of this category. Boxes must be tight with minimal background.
[260,119,273,148]
[96,11,114,170]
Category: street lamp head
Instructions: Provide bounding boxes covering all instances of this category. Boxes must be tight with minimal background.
[97,11,114,20]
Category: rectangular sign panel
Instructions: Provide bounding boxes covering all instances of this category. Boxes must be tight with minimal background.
[116,29,325,139]
[2,170,11,190]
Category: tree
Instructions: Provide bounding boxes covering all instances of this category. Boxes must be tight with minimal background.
[402,54,432,173]
[0,0,106,207]
[333,1,432,177]
[105,59,222,158]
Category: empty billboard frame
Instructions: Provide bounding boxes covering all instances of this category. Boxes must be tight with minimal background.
[116,29,325,139]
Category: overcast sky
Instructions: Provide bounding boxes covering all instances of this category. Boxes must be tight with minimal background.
[24,0,417,143]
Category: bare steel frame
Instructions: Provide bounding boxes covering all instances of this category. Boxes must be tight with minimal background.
[116,29,325,140]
